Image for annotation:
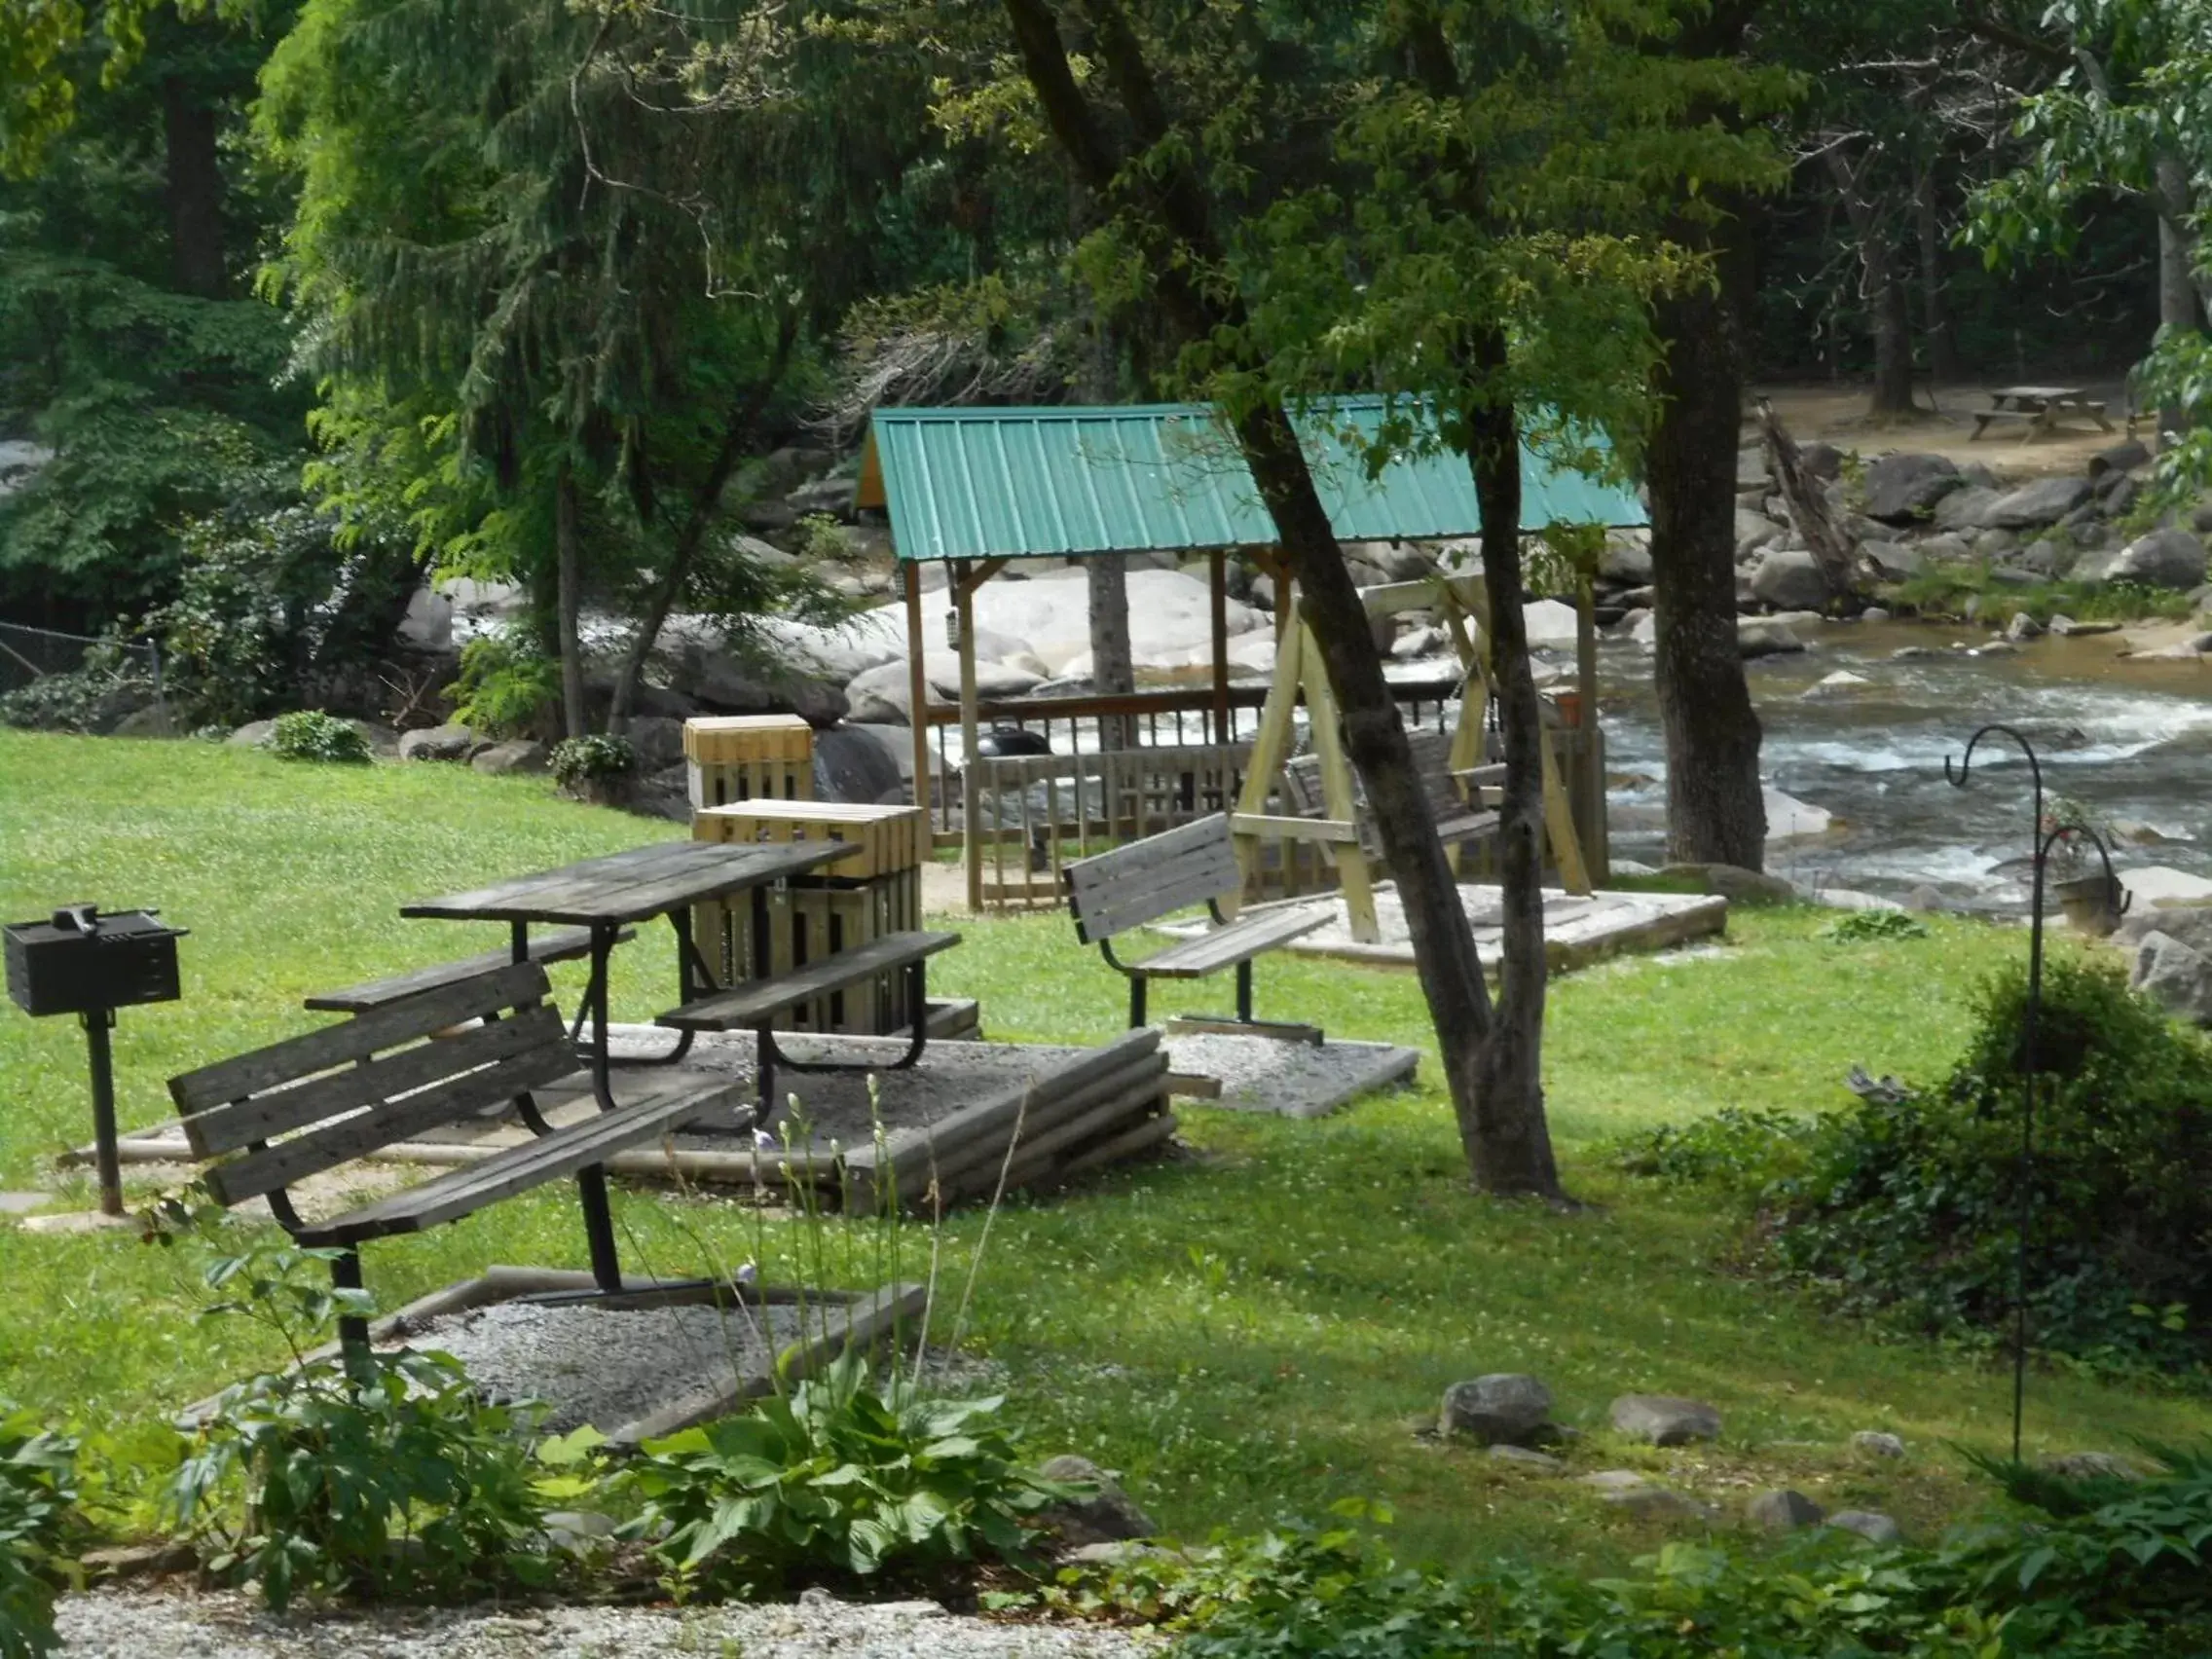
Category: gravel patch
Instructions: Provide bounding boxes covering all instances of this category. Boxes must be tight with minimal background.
[56,1588,1166,1658]
[392,1300,809,1434]
[1162,1034,1417,1119]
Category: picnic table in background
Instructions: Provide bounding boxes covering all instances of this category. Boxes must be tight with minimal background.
[401,839,848,1114]
[1970,386,2116,443]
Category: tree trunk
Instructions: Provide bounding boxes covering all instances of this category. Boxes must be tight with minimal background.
[162,76,225,300]
[2154,151,2200,436]
[1825,148,1915,418]
[1231,401,1565,1197]
[1648,212,1767,869]
[1087,552,1135,749]
[1914,163,1961,386]
[1462,387,1562,1196]
[555,462,588,740]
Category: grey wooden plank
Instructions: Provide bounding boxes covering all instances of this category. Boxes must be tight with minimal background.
[1064,817,1240,940]
[658,931,961,1031]
[399,842,702,919]
[403,841,844,926]
[1137,905,1330,977]
[207,1036,579,1205]
[170,961,554,1121]
[877,1028,1161,1177]
[304,928,631,1014]
[185,1002,569,1157]
[293,1078,734,1244]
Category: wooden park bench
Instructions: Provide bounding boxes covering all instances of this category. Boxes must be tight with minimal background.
[1062,812,1328,1036]
[1282,728,1501,868]
[1971,386,2114,444]
[167,959,746,1351]
[655,929,962,1119]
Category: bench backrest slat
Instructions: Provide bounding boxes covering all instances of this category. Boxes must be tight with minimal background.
[1063,813,1241,942]
[1282,730,1474,821]
[169,959,555,1124]
[203,1009,576,1205]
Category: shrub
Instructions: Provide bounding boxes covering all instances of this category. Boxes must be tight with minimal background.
[160,1227,555,1611]
[444,630,560,738]
[1619,957,2212,1373]
[0,1405,76,1659]
[549,733,636,789]
[1821,908,1929,943]
[266,710,372,765]
[619,1351,1072,1598]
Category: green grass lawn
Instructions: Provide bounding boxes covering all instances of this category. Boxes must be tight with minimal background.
[2,728,2206,1573]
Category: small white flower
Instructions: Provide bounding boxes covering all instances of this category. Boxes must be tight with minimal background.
[753,1129,776,1150]
[735,1261,758,1287]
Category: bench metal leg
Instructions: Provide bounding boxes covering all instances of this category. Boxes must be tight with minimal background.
[611,910,707,1070]
[331,1246,371,1366]
[1236,960,1254,1023]
[754,961,936,1131]
[1128,974,1147,1029]
[574,1165,624,1293]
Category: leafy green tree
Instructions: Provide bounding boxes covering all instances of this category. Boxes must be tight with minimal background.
[942,0,1776,1195]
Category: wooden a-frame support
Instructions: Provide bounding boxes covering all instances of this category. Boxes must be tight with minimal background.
[1228,568,1589,944]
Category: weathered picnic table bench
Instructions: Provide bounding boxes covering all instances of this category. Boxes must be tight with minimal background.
[168,959,749,1349]
[1063,812,1327,1037]
[1282,728,1501,869]
[1971,386,2115,443]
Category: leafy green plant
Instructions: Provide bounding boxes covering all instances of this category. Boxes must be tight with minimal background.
[0,1405,77,1659]
[1607,1107,1820,1190]
[1821,908,1930,943]
[265,710,372,765]
[619,1350,1073,1597]
[549,733,636,789]
[444,630,561,738]
[158,1224,556,1611]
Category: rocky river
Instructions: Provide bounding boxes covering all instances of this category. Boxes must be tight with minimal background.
[1599,621,2212,907]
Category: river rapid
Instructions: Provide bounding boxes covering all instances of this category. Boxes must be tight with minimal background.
[1597,622,2212,906]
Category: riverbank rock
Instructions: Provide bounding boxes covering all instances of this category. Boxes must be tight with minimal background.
[2105,529,2208,591]
[1750,549,1830,610]
[398,723,482,762]
[1660,864,1800,905]
[1488,1445,1565,1472]
[1852,1430,1906,1459]
[1933,486,2003,534]
[471,740,547,775]
[2048,614,2121,638]
[1609,1394,1721,1447]
[1739,619,1806,659]
[1746,1490,1825,1531]
[1986,476,2094,531]
[2130,932,2212,1025]
[2039,1452,2139,1482]
[1038,1456,1157,1543]
[2090,437,2152,476]
[1863,454,1961,523]
[2121,866,2212,908]
[1862,541,1923,580]
[1439,1375,1554,1446]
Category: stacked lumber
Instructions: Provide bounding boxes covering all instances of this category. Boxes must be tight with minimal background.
[684,715,814,810]
[735,1030,1173,1214]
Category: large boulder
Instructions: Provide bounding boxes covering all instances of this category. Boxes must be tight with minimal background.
[2089,437,2152,477]
[1735,508,1787,556]
[929,660,1044,700]
[843,660,913,725]
[664,645,849,727]
[470,739,548,775]
[1861,540,1924,580]
[1827,1510,1903,1545]
[813,723,909,804]
[1932,486,2003,534]
[1523,599,1581,649]
[1984,476,2094,531]
[1610,1394,1722,1446]
[2131,931,2212,1025]
[1749,548,1830,610]
[2116,902,2212,956]
[1737,447,1769,489]
[2104,528,2208,591]
[1746,1490,1825,1531]
[1659,864,1800,904]
[398,723,481,762]
[1438,1375,1555,1447]
[625,715,687,773]
[1862,453,1961,523]
[1738,618,1805,659]
[1601,532,1653,583]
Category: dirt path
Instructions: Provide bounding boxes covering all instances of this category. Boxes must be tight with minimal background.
[1754,381,2138,485]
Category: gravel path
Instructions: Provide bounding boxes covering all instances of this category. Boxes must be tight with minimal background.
[1161,1034,1417,1119]
[56,1589,1167,1658]
[391,1300,809,1434]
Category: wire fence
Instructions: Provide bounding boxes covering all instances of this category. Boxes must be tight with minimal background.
[0,621,170,730]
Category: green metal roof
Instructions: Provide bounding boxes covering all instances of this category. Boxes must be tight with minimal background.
[855,398,1644,562]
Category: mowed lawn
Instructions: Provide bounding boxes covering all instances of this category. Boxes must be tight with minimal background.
[1,729,2205,1572]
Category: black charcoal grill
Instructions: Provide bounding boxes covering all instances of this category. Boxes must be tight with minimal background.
[4,905,187,1216]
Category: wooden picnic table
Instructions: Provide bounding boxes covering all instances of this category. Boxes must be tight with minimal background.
[403,839,847,1115]
[1971,386,2116,444]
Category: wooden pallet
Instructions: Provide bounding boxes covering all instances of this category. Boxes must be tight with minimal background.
[694,799,924,881]
[691,869,925,1034]
[684,715,814,808]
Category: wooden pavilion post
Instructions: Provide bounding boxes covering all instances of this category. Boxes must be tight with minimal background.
[1208,549,1231,745]
[954,558,982,913]
[1574,579,1608,884]
[903,560,931,824]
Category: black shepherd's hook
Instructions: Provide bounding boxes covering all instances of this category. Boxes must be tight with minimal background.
[1943,722,2047,1467]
